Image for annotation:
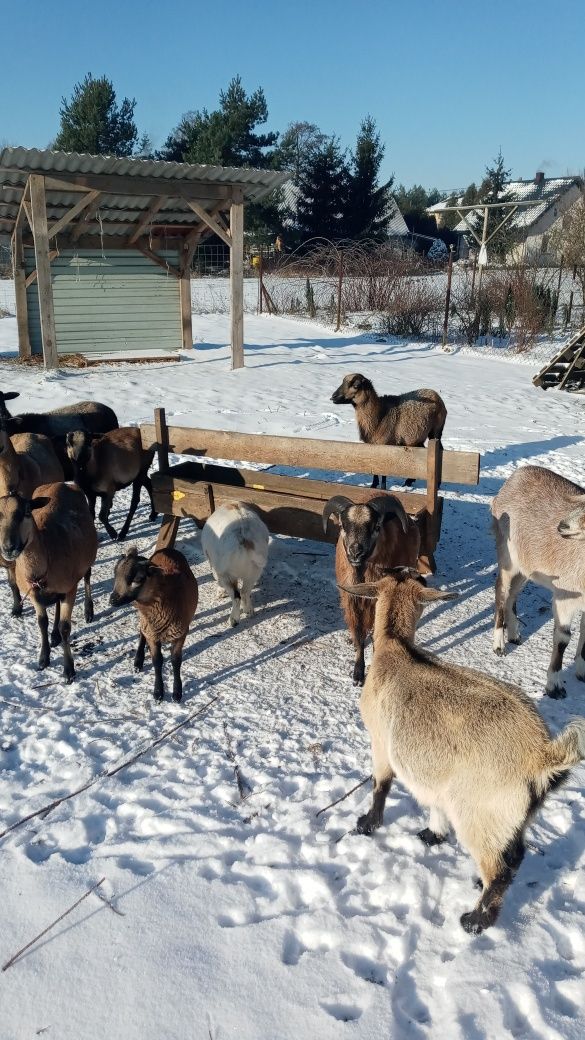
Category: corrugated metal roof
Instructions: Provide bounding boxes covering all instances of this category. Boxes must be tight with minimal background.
[0,146,291,239]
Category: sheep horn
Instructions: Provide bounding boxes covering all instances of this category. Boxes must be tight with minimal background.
[369,495,409,533]
[337,581,379,600]
[322,495,353,533]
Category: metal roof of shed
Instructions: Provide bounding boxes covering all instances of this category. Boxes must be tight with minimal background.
[0,146,290,239]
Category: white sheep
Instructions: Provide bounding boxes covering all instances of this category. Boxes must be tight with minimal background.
[201,502,269,626]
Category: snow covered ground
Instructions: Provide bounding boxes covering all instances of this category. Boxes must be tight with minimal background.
[0,303,584,1040]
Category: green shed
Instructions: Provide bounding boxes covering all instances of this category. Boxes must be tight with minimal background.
[0,147,289,368]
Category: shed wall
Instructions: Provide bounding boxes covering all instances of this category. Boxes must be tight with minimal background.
[24,249,182,355]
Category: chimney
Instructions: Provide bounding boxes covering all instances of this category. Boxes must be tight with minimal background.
[535,171,545,186]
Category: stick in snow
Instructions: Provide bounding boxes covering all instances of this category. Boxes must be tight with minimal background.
[2,878,106,972]
[315,776,371,818]
[0,694,220,841]
[223,721,251,802]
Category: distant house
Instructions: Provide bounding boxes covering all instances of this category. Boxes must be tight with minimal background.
[279,182,409,242]
[429,173,583,262]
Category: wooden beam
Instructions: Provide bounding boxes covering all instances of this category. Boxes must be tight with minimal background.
[230,193,244,370]
[184,199,232,247]
[29,175,58,370]
[10,177,32,247]
[135,244,181,279]
[180,267,193,350]
[25,251,59,287]
[138,425,481,485]
[23,234,187,252]
[71,193,103,242]
[485,205,519,246]
[47,189,100,241]
[40,172,233,201]
[13,221,31,359]
[128,195,166,245]
[23,200,33,232]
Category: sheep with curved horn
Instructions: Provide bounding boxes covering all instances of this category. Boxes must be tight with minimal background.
[323,493,420,685]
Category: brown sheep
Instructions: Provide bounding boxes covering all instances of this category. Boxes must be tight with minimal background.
[0,483,98,681]
[0,424,64,617]
[323,493,420,684]
[331,373,447,489]
[110,547,199,703]
[66,428,157,542]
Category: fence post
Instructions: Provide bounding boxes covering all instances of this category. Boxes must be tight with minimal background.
[258,248,263,315]
[335,247,345,331]
[470,251,478,305]
[442,245,454,348]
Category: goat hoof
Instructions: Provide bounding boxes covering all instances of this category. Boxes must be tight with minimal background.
[460,905,496,935]
[134,660,144,673]
[172,690,182,703]
[418,828,445,847]
[493,647,505,657]
[11,606,23,618]
[546,685,566,700]
[116,532,127,543]
[37,657,50,671]
[356,813,377,836]
[153,692,164,703]
[230,618,239,628]
[85,604,94,624]
[149,511,158,522]
[473,877,484,890]
[64,666,76,684]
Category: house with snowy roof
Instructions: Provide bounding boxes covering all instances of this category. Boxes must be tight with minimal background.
[429,172,583,262]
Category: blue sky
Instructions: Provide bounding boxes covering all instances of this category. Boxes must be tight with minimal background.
[3,0,583,191]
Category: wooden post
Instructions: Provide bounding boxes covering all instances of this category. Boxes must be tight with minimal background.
[258,248,263,315]
[420,438,443,574]
[154,407,169,473]
[12,218,31,359]
[29,175,58,370]
[442,246,454,348]
[335,248,344,331]
[180,268,193,351]
[230,189,244,370]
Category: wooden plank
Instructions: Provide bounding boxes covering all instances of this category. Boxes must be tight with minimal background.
[71,193,103,242]
[150,461,429,514]
[40,172,233,201]
[183,199,232,247]
[25,251,59,287]
[139,425,480,485]
[47,190,100,240]
[135,245,181,279]
[155,515,181,550]
[29,175,58,370]
[230,193,244,370]
[128,196,166,245]
[13,220,31,359]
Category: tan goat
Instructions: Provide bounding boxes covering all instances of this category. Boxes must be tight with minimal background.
[110,547,198,702]
[66,428,157,542]
[331,373,447,489]
[323,493,420,684]
[345,568,585,933]
[0,483,97,681]
[492,465,585,698]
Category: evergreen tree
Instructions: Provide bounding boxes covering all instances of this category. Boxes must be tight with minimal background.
[274,122,327,182]
[344,116,393,241]
[54,74,139,156]
[159,76,277,168]
[296,138,349,242]
[462,182,479,206]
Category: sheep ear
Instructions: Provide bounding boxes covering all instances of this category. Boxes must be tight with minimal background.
[29,497,49,511]
[1,392,19,401]
[337,581,379,599]
[418,586,458,603]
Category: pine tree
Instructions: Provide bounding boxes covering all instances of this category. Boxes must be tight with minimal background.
[344,116,393,241]
[296,138,348,242]
[159,76,277,168]
[54,74,139,156]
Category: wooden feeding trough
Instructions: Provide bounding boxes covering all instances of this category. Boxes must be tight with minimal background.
[141,409,480,573]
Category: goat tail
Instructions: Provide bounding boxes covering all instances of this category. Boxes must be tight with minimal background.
[547,718,585,769]
[535,719,585,796]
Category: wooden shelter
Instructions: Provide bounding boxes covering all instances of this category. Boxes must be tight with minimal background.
[0,147,289,368]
